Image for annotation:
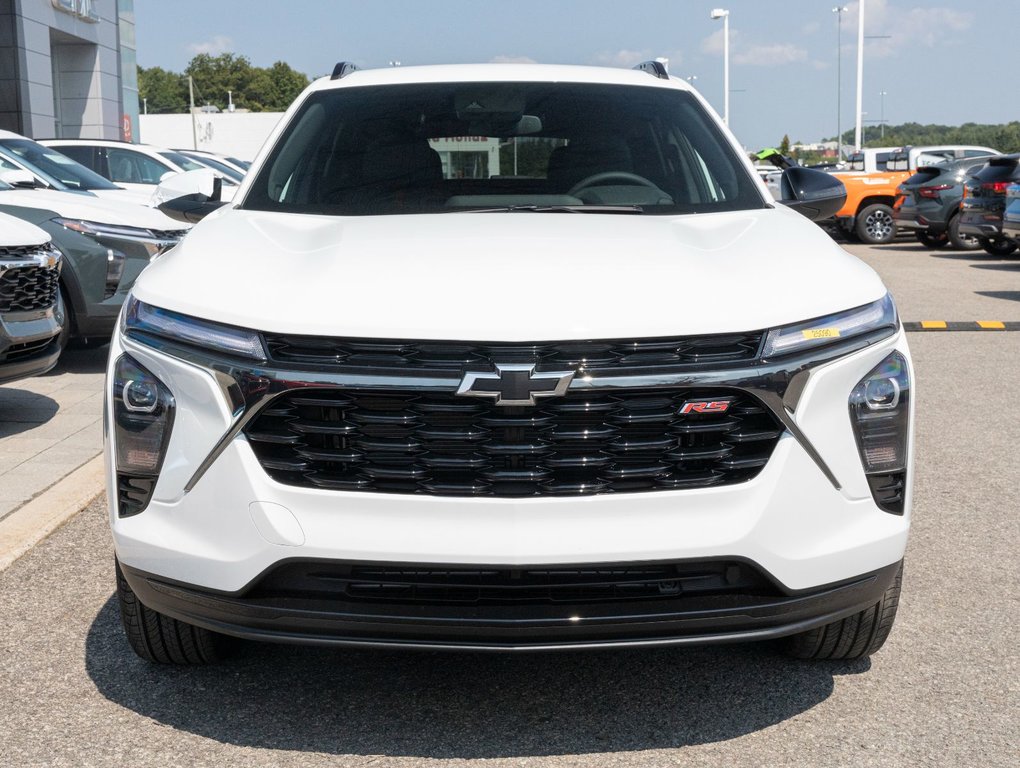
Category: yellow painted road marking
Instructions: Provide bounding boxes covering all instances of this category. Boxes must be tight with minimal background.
[920,320,948,329]
[977,321,1006,329]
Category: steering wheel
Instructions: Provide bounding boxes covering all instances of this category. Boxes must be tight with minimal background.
[567,171,661,197]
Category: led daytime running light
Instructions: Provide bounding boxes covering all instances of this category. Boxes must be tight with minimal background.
[124,296,267,360]
[763,294,897,358]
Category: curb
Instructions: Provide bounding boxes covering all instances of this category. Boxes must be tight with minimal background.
[0,454,105,572]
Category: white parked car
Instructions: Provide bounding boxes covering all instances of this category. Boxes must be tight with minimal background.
[0,212,63,384]
[42,139,238,201]
[107,62,912,664]
[0,130,151,206]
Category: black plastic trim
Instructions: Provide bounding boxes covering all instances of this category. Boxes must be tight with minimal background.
[120,559,902,651]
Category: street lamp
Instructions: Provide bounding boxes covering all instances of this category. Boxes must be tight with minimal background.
[832,6,847,161]
[685,75,698,84]
[879,90,888,139]
[710,8,730,125]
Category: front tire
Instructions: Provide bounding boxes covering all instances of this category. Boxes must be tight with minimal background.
[116,559,232,664]
[979,236,1018,257]
[855,204,897,244]
[786,562,903,660]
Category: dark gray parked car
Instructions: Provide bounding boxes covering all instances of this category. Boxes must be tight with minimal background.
[894,155,994,250]
[959,154,1020,257]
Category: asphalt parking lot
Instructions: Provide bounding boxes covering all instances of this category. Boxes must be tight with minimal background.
[0,242,1017,767]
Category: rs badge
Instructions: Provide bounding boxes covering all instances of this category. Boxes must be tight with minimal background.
[679,399,733,415]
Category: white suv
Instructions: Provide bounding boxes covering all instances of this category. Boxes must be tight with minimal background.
[106,63,912,663]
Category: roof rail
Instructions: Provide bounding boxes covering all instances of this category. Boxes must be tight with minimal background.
[633,60,669,80]
[330,61,358,80]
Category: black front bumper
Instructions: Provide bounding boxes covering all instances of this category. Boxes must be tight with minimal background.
[121,559,903,652]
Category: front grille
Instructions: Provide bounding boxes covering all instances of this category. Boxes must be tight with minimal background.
[244,387,783,497]
[147,228,189,241]
[263,332,764,373]
[0,244,49,259]
[248,560,780,607]
[0,266,60,312]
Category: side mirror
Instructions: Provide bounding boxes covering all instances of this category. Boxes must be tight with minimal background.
[0,169,39,188]
[778,167,847,221]
[150,168,227,223]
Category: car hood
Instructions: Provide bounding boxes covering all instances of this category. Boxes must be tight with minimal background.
[90,188,167,207]
[133,206,888,341]
[0,187,186,231]
[0,210,51,248]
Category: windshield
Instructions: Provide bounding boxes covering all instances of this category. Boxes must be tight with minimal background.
[243,82,766,216]
[0,139,120,191]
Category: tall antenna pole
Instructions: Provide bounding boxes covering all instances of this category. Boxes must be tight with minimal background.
[189,76,198,150]
[855,0,865,150]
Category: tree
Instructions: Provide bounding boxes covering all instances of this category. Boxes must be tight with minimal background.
[137,66,188,113]
[139,53,312,114]
[778,134,791,155]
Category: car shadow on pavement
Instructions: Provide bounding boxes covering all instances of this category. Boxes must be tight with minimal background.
[975,290,1020,303]
[969,262,1020,272]
[85,596,869,758]
[0,391,58,437]
[44,345,109,376]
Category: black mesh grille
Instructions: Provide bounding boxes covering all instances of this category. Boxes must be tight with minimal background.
[0,336,56,362]
[263,332,764,373]
[0,244,50,258]
[244,387,783,497]
[0,266,60,312]
[248,560,780,606]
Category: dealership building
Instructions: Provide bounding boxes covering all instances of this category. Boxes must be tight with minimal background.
[0,0,139,141]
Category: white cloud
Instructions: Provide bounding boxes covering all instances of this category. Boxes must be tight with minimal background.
[187,35,233,57]
[844,0,973,58]
[489,55,538,64]
[700,28,740,56]
[733,44,807,67]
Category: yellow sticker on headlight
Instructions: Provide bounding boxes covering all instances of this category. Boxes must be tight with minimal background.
[801,328,841,339]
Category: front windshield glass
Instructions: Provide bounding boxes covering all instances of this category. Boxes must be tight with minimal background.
[243,82,766,216]
[0,139,120,190]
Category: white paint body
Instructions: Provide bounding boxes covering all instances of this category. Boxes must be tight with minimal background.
[0,210,50,247]
[106,64,912,602]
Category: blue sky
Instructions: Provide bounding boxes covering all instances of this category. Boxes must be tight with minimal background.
[135,0,1020,149]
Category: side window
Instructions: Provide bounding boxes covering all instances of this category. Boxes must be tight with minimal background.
[876,153,891,171]
[963,149,992,158]
[55,145,95,170]
[106,149,172,184]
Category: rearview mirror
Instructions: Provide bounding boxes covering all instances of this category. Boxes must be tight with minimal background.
[0,169,38,189]
[150,169,227,223]
[778,167,847,221]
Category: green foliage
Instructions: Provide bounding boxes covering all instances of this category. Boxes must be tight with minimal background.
[498,137,564,177]
[825,123,1020,154]
[778,134,791,155]
[138,54,310,114]
[137,66,188,113]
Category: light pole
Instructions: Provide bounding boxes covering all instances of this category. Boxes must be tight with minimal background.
[685,75,698,84]
[710,8,730,125]
[854,0,865,150]
[832,6,847,161]
[879,90,887,138]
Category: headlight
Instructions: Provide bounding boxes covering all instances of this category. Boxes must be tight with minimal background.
[849,351,910,514]
[112,355,175,517]
[122,295,266,360]
[52,218,177,257]
[762,294,898,358]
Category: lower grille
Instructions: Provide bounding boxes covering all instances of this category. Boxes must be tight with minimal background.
[248,560,781,607]
[1,335,56,362]
[0,266,60,312]
[244,387,783,497]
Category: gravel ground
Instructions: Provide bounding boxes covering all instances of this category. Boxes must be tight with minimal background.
[0,244,1017,767]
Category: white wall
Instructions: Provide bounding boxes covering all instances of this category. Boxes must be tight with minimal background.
[139,112,283,161]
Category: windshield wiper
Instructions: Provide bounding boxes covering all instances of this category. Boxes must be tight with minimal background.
[455,204,644,214]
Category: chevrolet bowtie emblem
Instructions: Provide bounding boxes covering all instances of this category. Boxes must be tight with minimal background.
[456,364,575,407]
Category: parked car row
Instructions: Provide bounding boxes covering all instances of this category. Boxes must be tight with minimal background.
[821,144,998,245]
[0,131,250,387]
